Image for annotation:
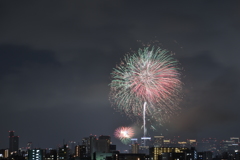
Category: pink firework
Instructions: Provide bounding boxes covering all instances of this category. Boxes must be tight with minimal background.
[132,60,180,103]
[114,127,134,144]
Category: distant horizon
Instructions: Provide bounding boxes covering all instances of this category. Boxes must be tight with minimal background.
[1,130,239,151]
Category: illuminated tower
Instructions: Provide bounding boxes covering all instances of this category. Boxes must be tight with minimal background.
[130,138,138,145]
[9,131,19,155]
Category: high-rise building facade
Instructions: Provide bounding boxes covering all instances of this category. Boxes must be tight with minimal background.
[9,131,19,155]
[58,145,69,160]
[97,135,111,153]
[131,143,139,153]
[75,145,87,158]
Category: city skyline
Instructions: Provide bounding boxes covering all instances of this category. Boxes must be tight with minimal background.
[1,130,240,153]
[1,0,240,152]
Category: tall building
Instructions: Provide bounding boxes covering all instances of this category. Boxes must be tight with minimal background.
[58,144,69,160]
[75,145,81,157]
[140,137,151,154]
[82,135,97,158]
[97,135,111,153]
[68,141,76,154]
[131,143,139,153]
[9,131,19,155]
[75,145,87,158]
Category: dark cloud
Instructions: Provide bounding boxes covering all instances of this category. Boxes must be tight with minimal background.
[0,45,58,76]
[168,53,240,139]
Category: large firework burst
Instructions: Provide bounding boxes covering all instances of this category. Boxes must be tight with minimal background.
[114,126,134,145]
[110,46,182,123]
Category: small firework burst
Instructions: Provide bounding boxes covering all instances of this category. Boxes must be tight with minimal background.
[114,127,134,144]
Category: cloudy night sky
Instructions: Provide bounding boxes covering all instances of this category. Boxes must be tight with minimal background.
[0,1,240,151]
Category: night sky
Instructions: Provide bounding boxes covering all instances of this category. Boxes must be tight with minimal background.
[1,1,240,151]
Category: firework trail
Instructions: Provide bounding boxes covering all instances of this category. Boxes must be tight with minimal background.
[114,126,134,145]
[143,102,147,137]
[110,46,182,127]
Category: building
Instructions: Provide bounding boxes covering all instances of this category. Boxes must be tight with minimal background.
[68,141,76,154]
[93,151,114,160]
[75,145,87,158]
[131,143,139,153]
[45,149,57,160]
[97,135,111,153]
[139,137,152,154]
[58,144,69,160]
[198,138,219,156]
[153,136,164,147]
[82,135,97,159]
[149,147,189,160]
[109,144,116,152]
[28,149,45,160]
[9,131,19,156]
[163,139,171,147]
[197,151,212,160]
[141,137,151,146]
[0,149,9,158]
